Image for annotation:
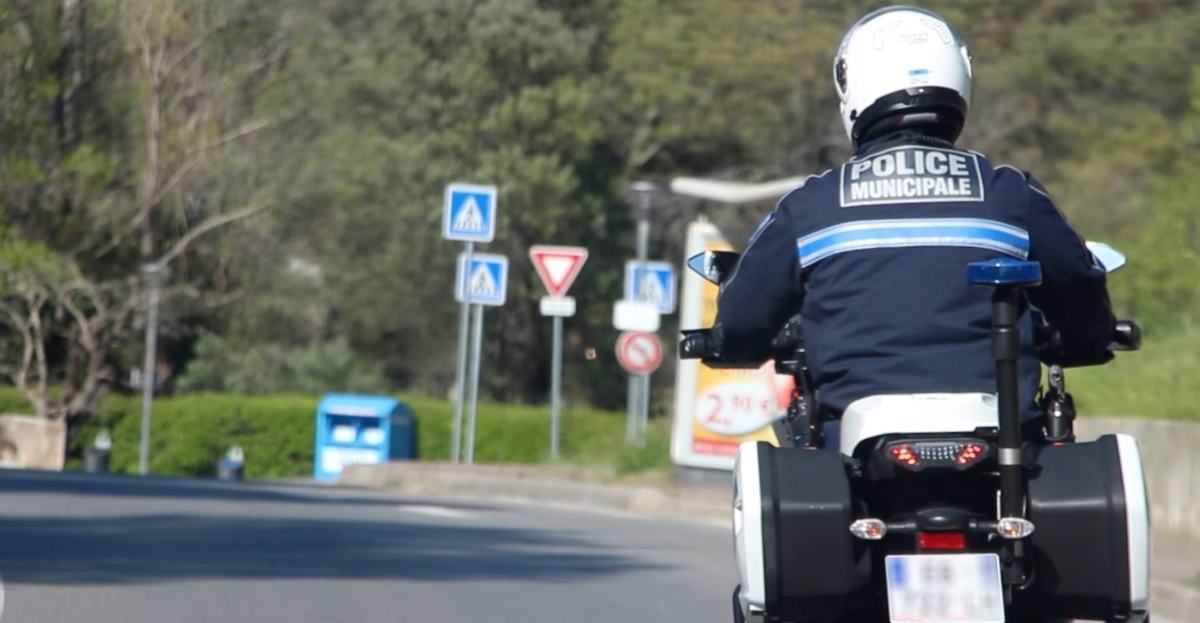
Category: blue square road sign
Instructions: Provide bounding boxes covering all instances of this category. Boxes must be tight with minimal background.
[443,183,497,243]
[624,260,676,314]
[456,253,508,307]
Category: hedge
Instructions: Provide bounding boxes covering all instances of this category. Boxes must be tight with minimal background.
[0,388,671,479]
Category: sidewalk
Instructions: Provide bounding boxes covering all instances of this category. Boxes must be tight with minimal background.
[1150,533,1200,623]
[1154,533,1200,585]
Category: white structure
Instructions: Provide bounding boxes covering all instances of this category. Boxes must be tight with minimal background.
[669,176,809,205]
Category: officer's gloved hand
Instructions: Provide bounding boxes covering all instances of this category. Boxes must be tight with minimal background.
[771,315,804,352]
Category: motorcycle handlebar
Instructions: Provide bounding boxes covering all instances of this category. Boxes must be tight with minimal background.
[678,329,717,361]
[1034,313,1141,367]
[1111,320,1142,351]
[680,317,1142,368]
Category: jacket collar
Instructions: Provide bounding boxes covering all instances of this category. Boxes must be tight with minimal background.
[855,131,957,157]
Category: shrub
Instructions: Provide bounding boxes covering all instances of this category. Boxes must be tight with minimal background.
[0,387,667,478]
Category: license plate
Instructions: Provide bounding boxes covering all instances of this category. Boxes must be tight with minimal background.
[885,553,1004,623]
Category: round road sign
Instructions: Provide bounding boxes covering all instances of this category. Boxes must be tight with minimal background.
[616,331,663,375]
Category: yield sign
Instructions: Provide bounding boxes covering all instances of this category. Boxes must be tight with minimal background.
[529,245,588,299]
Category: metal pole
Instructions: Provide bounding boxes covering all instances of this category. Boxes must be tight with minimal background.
[138,266,163,476]
[636,217,650,264]
[638,373,650,445]
[626,378,638,443]
[633,201,652,446]
[465,303,484,465]
[625,181,661,446]
[451,241,475,463]
[550,314,564,459]
[626,375,638,443]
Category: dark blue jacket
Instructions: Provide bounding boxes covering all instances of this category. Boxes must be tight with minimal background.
[709,132,1115,418]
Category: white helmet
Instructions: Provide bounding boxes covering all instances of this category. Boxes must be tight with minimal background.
[834,5,973,148]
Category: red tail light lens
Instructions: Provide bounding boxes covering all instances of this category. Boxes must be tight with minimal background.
[884,440,992,471]
[956,443,986,465]
[918,531,967,550]
[890,444,919,467]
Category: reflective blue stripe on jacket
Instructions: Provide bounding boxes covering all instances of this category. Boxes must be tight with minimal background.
[710,133,1115,418]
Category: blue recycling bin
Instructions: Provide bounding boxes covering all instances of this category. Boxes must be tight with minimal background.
[313,393,417,481]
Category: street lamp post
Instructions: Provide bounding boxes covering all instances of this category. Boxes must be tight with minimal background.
[626,181,664,445]
[138,262,168,476]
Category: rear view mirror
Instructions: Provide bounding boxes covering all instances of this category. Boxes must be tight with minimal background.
[1084,241,1126,274]
[686,251,742,285]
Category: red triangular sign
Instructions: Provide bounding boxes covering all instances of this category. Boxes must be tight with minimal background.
[529,245,589,298]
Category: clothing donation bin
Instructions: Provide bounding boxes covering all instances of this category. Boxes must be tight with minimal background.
[313,393,417,481]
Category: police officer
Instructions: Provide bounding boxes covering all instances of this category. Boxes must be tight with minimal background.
[710,5,1116,425]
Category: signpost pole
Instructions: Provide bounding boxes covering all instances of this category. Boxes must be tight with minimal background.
[616,331,663,446]
[633,220,648,444]
[443,182,498,465]
[137,262,166,476]
[626,375,638,443]
[626,182,662,445]
[453,252,507,467]
[638,373,649,445]
[451,242,474,463]
[529,246,588,461]
[550,314,564,458]
[465,303,484,465]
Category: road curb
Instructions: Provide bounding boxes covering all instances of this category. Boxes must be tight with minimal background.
[338,462,732,522]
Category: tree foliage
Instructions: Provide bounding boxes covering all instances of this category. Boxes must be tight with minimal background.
[0,0,1197,421]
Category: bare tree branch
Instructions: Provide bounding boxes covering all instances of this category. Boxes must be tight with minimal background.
[161,34,209,83]
[0,297,35,401]
[29,291,49,417]
[149,157,203,207]
[201,289,247,309]
[0,271,54,418]
[171,42,289,105]
[184,118,271,156]
[58,285,96,355]
[156,199,274,267]
[627,106,664,169]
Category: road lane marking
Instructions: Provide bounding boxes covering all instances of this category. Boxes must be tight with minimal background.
[398,505,476,519]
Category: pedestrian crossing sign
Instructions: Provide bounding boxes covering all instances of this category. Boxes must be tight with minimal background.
[443,183,497,243]
[456,253,508,306]
[624,260,676,314]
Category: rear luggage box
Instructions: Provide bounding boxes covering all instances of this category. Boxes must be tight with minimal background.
[753,444,869,621]
[1026,434,1150,622]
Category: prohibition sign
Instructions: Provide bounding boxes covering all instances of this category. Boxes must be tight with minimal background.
[616,331,662,375]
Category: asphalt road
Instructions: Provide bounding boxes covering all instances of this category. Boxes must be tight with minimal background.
[0,469,1180,623]
[0,469,735,623]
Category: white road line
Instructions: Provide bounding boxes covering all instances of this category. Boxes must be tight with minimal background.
[398,505,476,519]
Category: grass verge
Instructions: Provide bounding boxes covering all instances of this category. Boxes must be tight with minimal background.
[1068,321,1200,420]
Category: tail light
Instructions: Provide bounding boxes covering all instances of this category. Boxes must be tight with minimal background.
[918,531,967,550]
[883,439,992,471]
[890,445,919,467]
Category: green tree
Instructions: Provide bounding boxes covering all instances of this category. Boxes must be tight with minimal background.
[0,0,288,438]
[227,0,633,405]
